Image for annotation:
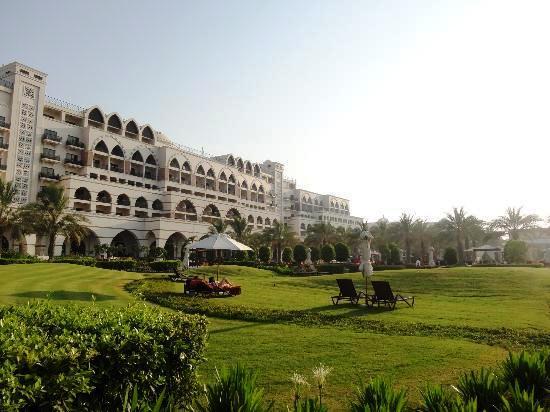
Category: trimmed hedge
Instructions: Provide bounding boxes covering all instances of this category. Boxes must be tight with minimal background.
[149,260,181,272]
[316,263,359,274]
[51,256,97,266]
[0,257,41,265]
[0,301,207,410]
[257,264,294,275]
[95,259,137,271]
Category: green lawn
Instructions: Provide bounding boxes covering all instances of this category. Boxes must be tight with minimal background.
[1,263,548,409]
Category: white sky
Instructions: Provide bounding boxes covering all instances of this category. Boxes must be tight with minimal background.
[2,0,549,222]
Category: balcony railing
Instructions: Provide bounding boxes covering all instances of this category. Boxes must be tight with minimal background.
[66,136,85,148]
[88,119,104,129]
[64,158,83,166]
[42,133,61,143]
[0,141,8,150]
[130,170,143,177]
[0,120,10,129]
[0,164,6,171]
[41,153,61,161]
[39,172,60,180]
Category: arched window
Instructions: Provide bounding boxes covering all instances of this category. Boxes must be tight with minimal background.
[74,187,91,201]
[265,217,271,226]
[135,197,148,209]
[107,114,122,130]
[251,183,258,192]
[145,154,157,165]
[254,164,261,175]
[256,216,263,225]
[170,158,180,168]
[176,199,196,214]
[94,140,108,153]
[228,174,236,183]
[219,172,227,181]
[132,151,143,162]
[302,196,307,203]
[245,161,252,174]
[206,168,215,178]
[182,162,191,172]
[273,218,278,225]
[97,190,112,203]
[300,223,306,230]
[227,155,235,166]
[125,120,139,137]
[203,204,220,217]
[247,215,254,224]
[152,199,163,211]
[236,158,244,171]
[241,181,248,189]
[226,208,240,219]
[117,194,130,206]
[142,126,154,140]
[258,185,265,193]
[111,145,124,157]
[196,165,205,175]
[314,199,318,205]
[88,108,104,124]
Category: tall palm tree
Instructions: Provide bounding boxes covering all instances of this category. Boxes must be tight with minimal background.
[463,215,486,249]
[490,207,540,240]
[442,207,468,264]
[263,221,297,263]
[19,184,89,259]
[304,222,336,247]
[399,213,416,264]
[228,216,251,244]
[412,219,431,261]
[208,218,228,235]
[0,179,19,256]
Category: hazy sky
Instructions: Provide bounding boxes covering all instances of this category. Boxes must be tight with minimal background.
[2,0,549,223]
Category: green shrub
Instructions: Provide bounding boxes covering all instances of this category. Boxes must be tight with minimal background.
[310,246,320,262]
[320,244,335,263]
[95,259,137,271]
[444,247,458,265]
[373,265,406,271]
[350,377,407,412]
[149,247,168,259]
[234,250,248,261]
[293,244,307,264]
[334,242,350,262]
[52,256,96,266]
[248,249,257,261]
[0,301,207,410]
[149,260,181,272]
[294,398,328,412]
[122,386,175,412]
[456,368,504,411]
[282,247,293,264]
[388,243,401,265]
[500,383,544,412]
[0,257,40,265]
[258,246,271,263]
[195,365,272,412]
[504,240,528,264]
[379,244,390,264]
[500,350,549,402]
[316,264,345,274]
[419,384,459,411]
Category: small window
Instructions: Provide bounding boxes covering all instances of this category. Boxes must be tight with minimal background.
[34,74,43,80]
[20,69,29,75]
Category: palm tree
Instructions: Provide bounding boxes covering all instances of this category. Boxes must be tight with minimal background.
[208,218,228,235]
[228,216,251,244]
[304,222,337,247]
[0,179,19,256]
[399,213,416,264]
[19,184,89,259]
[263,221,297,263]
[442,207,468,264]
[412,219,431,261]
[490,207,540,240]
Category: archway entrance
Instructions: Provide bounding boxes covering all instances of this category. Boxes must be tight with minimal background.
[111,230,139,258]
[164,232,186,259]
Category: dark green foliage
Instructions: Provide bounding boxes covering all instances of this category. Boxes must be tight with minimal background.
[122,386,175,412]
[294,398,328,412]
[500,383,544,412]
[372,265,406,271]
[149,247,168,259]
[504,240,528,264]
[320,244,335,263]
[0,301,207,410]
[419,384,460,411]
[234,250,248,261]
[149,260,181,272]
[248,249,257,261]
[444,247,458,265]
[293,244,307,264]
[95,259,137,271]
[52,256,96,266]
[195,365,272,412]
[334,242,350,262]
[257,264,294,275]
[379,244,391,264]
[456,368,504,411]
[315,264,358,274]
[282,247,293,264]
[350,377,407,412]
[500,350,550,403]
[0,257,41,265]
[258,246,271,263]
[388,243,401,265]
[310,246,320,262]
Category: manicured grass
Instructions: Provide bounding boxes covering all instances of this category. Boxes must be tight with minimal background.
[167,265,550,331]
[0,263,143,306]
[1,263,548,409]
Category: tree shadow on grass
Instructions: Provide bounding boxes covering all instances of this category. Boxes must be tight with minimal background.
[209,322,263,335]
[10,290,116,302]
[307,303,398,317]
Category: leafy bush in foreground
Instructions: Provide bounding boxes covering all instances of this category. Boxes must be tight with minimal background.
[350,377,407,412]
[0,301,207,410]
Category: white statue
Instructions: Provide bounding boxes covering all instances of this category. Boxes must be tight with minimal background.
[359,230,374,277]
[304,247,313,265]
[182,244,191,270]
[428,246,435,267]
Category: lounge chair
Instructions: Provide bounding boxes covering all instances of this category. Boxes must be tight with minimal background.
[370,280,414,309]
[331,278,366,305]
[184,277,241,297]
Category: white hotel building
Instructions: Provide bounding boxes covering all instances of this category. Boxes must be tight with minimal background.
[0,62,363,257]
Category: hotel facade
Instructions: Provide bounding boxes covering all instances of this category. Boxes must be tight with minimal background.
[0,62,363,258]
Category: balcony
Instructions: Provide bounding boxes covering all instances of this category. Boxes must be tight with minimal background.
[64,158,83,167]
[0,164,6,171]
[88,119,104,130]
[0,141,8,151]
[41,153,61,163]
[42,132,61,144]
[39,172,60,181]
[66,136,85,149]
[0,120,9,130]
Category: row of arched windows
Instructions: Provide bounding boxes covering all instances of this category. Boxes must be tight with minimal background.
[87,107,155,143]
[225,155,261,177]
[94,141,157,165]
